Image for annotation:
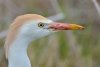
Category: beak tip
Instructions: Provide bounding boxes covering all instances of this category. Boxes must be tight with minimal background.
[80,26,85,30]
[70,24,85,30]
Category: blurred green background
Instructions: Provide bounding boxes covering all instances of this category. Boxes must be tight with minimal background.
[0,0,100,67]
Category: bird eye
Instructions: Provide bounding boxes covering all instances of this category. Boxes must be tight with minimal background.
[38,22,44,28]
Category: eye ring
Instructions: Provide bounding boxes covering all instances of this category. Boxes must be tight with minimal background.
[38,22,44,28]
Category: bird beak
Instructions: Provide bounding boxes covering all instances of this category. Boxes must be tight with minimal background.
[48,22,85,30]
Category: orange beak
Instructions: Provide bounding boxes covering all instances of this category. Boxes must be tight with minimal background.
[48,23,85,30]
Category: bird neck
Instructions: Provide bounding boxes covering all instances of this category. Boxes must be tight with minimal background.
[8,34,33,67]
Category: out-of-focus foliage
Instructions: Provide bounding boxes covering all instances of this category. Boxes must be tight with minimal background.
[0,0,100,67]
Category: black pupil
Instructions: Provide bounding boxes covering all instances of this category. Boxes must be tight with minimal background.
[38,23,44,27]
[40,24,43,26]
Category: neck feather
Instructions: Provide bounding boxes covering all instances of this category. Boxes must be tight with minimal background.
[8,34,32,67]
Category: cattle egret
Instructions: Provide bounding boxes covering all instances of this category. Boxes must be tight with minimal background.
[4,14,85,67]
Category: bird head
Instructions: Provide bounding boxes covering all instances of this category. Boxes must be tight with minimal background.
[5,14,85,59]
